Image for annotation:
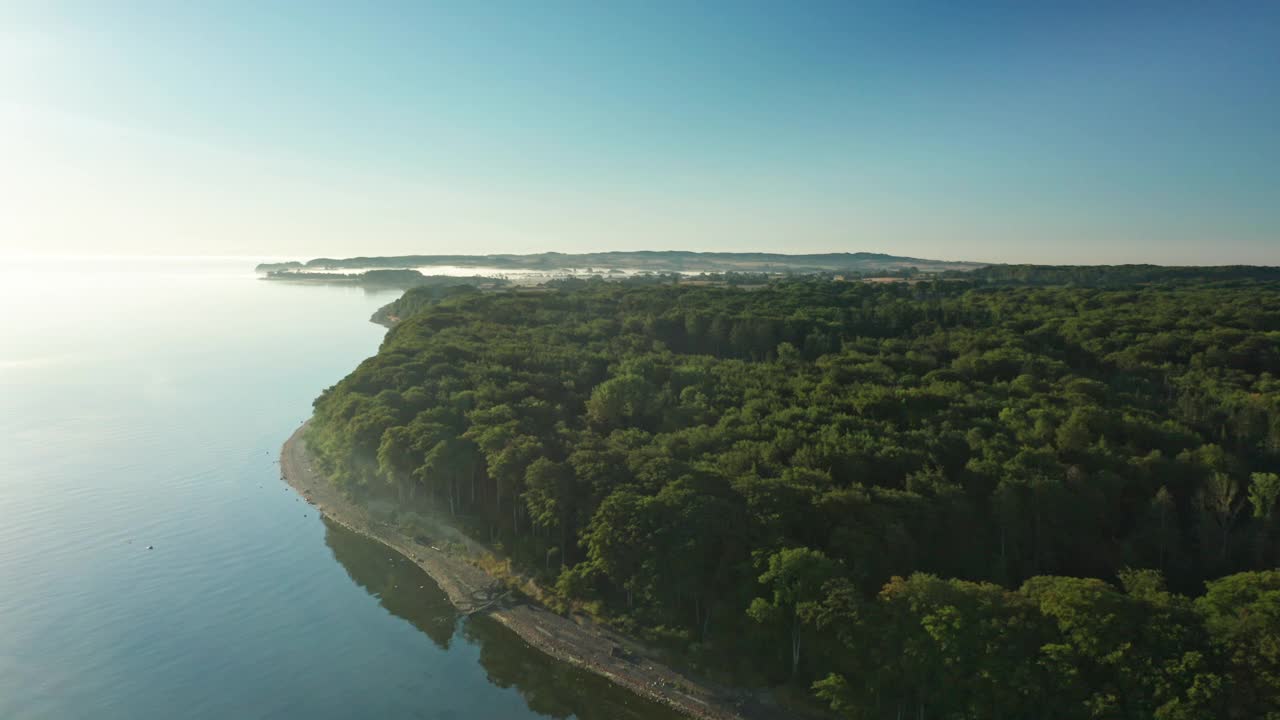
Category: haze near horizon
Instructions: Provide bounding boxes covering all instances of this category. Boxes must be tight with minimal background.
[1,1,1276,265]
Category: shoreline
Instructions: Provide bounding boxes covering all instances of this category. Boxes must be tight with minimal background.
[281,421,769,720]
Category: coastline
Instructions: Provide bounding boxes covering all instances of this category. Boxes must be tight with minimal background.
[281,421,768,720]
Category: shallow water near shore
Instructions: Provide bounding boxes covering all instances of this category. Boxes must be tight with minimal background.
[0,257,681,720]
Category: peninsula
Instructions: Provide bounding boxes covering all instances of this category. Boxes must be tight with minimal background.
[257,250,987,276]
[282,263,1280,719]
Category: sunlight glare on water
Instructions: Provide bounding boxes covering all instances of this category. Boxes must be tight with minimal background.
[0,257,679,720]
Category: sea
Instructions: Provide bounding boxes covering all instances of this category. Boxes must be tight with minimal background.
[0,256,679,720]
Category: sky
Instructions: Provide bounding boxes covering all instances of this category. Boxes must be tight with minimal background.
[1,1,1277,264]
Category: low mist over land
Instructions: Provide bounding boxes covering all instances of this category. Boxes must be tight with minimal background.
[257,250,986,275]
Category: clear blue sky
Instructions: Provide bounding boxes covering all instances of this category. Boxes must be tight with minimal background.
[2,1,1277,263]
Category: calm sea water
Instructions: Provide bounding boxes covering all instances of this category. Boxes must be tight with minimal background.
[0,257,679,720]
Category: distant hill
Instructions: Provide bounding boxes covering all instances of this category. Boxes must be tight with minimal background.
[256,251,987,275]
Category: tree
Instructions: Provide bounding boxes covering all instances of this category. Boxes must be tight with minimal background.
[420,437,479,516]
[748,547,840,678]
[1250,473,1280,521]
[1197,571,1280,718]
[876,574,1049,719]
[580,490,655,609]
[476,429,542,536]
[1202,472,1247,564]
[376,425,419,501]
[1250,473,1280,568]
[585,374,659,430]
[1143,486,1179,571]
[523,458,577,568]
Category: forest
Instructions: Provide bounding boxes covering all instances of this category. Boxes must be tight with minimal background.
[261,268,509,290]
[306,272,1280,719]
[948,264,1280,287]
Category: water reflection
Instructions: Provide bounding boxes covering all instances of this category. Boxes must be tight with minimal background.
[322,517,458,649]
[320,518,685,720]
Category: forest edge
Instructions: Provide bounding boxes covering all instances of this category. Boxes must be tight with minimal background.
[280,421,792,720]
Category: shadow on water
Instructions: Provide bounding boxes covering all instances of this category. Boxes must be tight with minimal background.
[321,517,459,649]
[321,518,686,720]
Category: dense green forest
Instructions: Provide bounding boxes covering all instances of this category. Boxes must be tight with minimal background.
[949,264,1280,287]
[307,273,1280,719]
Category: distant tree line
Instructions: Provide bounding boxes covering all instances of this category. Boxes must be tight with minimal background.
[307,273,1280,718]
[951,264,1280,287]
[266,268,508,290]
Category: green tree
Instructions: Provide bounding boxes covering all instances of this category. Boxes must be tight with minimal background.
[747,547,840,677]
[1197,571,1280,718]
[524,458,577,568]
